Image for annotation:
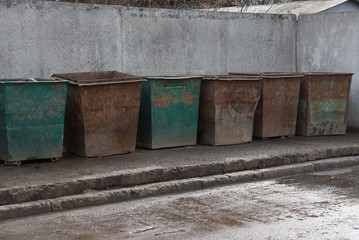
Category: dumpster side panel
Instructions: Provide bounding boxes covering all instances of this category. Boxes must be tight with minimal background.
[3,83,67,161]
[297,74,352,136]
[63,85,86,157]
[197,81,216,145]
[254,78,301,138]
[0,85,9,161]
[137,81,153,148]
[150,78,201,149]
[79,83,142,157]
[296,78,310,135]
[253,81,264,137]
[211,81,259,145]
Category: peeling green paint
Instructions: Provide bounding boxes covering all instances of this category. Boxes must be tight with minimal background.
[137,77,201,149]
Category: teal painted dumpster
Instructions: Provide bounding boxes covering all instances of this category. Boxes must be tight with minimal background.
[296,72,353,136]
[0,78,67,166]
[137,76,202,149]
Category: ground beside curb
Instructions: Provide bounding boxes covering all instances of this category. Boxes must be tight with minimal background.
[1,156,359,221]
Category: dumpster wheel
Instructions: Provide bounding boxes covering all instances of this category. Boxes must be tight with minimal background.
[50,157,59,162]
[4,161,21,166]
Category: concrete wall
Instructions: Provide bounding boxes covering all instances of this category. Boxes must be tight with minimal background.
[1,1,359,127]
[297,12,359,128]
[0,0,296,78]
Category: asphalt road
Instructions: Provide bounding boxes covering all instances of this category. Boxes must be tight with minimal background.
[1,166,359,240]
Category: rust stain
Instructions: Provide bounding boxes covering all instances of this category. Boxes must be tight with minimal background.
[182,92,195,105]
[154,93,172,107]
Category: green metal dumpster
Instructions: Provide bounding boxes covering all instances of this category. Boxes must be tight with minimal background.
[230,72,302,139]
[296,72,353,136]
[137,76,202,149]
[198,75,261,145]
[0,78,67,166]
[52,71,145,157]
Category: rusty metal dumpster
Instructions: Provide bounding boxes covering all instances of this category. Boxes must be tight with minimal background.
[0,78,67,166]
[296,72,353,136]
[137,76,202,149]
[198,75,261,145]
[52,71,144,157]
[230,73,302,138]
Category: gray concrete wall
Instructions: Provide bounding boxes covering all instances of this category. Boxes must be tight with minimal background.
[0,0,122,78]
[1,1,358,127]
[297,12,359,128]
[0,0,296,78]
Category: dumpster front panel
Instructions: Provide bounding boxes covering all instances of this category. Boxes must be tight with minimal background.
[80,83,142,157]
[296,74,352,136]
[138,77,201,149]
[152,78,201,148]
[6,125,64,161]
[1,82,67,162]
[198,79,260,145]
[253,77,301,138]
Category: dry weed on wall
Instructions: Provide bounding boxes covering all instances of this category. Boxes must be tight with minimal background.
[49,0,290,9]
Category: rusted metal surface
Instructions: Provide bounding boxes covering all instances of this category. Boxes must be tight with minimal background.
[53,71,144,157]
[137,76,201,149]
[230,73,302,138]
[296,73,353,136]
[198,75,261,146]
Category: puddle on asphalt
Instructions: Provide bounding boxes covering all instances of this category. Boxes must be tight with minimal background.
[313,167,353,176]
[154,196,245,231]
[276,166,359,199]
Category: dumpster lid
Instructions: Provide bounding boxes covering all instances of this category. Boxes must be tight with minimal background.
[0,78,68,84]
[203,75,261,81]
[303,72,354,76]
[52,71,145,86]
[229,72,304,79]
[145,76,202,80]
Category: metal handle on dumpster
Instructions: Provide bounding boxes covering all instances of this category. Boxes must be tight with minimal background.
[165,84,185,96]
[24,78,37,82]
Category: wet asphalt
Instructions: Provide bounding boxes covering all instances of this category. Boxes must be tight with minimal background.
[1,166,358,240]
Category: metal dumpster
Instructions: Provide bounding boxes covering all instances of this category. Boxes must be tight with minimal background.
[137,76,202,149]
[52,71,144,157]
[296,72,353,136]
[0,78,67,166]
[230,72,302,138]
[198,75,261,145]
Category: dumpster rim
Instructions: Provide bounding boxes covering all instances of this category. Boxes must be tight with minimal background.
[0,78,68,84]
[52,71,145,86]
[145,76,203,80]
[229,72,304,78]
[53,79,145,87]
[302,72,354,76]
[202,75,261,81]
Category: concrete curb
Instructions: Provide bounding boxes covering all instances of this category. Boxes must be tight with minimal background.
[1,146,359,207]
[1,156,359,221]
